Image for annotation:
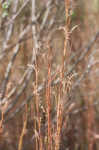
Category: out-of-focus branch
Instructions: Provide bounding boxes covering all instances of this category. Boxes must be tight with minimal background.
[1,0,40,114]
[0,1,57,121]
[0,0,55,61]
[0,23,32,100]
[0,44,20,100]
[2,0,19,51]
[0,0,31,30]
[40,0,53,31]
[1,69,29,105]
[31,0,39,62]
[4,69,34,116]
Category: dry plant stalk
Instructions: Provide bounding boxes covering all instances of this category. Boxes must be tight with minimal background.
[0,111,4,134]
[55,74,73,150]
[46,41,52,150]
[54,0,72,150]
[18,105,27,150]
[35,62,43,150]
[55,1,72,150]
[55,92,63,150]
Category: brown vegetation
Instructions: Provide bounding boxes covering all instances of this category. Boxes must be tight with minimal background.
[0,0,99,150]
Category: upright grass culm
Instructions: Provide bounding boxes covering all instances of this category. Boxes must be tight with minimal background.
[18,105,27,150]
[55,85,63,150]
[35,60,43,150]
[55,0,72,150]
[0,111,4,134]
[46,41,52,150]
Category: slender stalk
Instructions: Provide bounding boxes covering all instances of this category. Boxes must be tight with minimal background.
[55,86,63,150]
[55,1,72,150]
[18,105,27,150]
[46,41,52,150]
